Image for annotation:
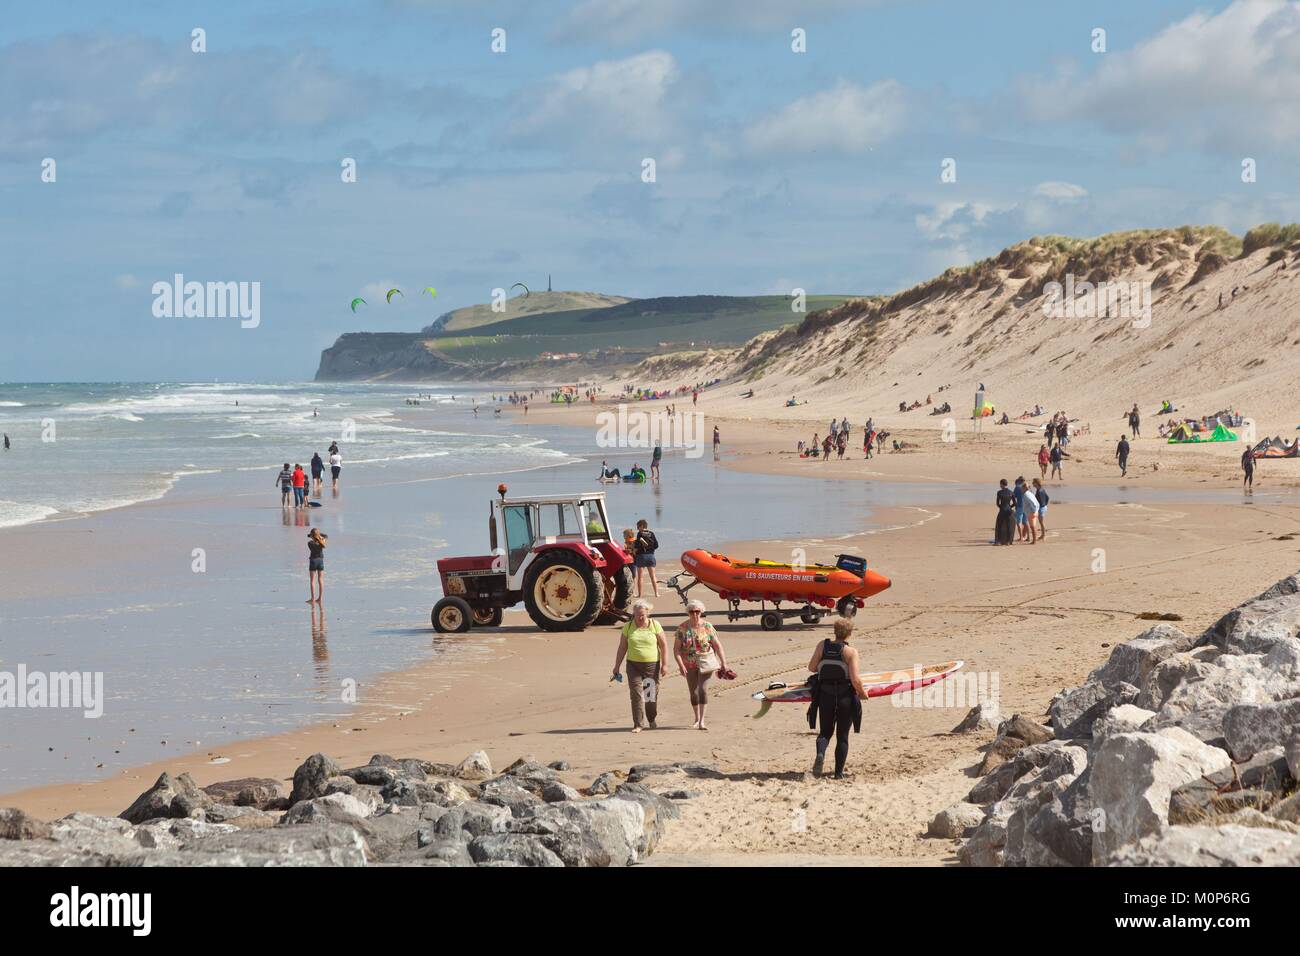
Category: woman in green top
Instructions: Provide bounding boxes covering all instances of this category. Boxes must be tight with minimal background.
[674,599,728,731]
[612,599,668,732]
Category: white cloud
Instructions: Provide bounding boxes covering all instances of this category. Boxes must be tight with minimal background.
[1021,0,1300,149]
[558,0,883,44]
[509,50,680,145]
[743,80,909,155]
[1033,181,1088,200]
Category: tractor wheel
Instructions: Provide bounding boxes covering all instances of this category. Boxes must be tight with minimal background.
[836,596,859,618]
[472,606,504,628]
[432,596,473,633]
[523,551,605,632]
[760,610,783,631]
[595,566,634,625]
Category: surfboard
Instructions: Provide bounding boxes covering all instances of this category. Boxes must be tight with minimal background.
[750,660,964,718]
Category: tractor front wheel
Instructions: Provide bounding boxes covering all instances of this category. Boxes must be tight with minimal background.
[523,551,605,632]
[432,596,473,633]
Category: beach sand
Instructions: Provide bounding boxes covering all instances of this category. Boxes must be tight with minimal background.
[7,393,1300,866]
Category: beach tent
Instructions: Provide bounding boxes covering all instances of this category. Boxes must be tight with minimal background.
[1167,422,1198,443]
[1207,424,1237,442]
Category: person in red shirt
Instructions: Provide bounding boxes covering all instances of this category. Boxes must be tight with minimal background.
[291,463,307,508]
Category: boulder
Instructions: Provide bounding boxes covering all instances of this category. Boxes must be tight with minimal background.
[468,833,565,867]
[1287,732,1300,782]
[201,777,284,809]
[587,772,622,795]
[289,753,342,805]
[279,791,376,826]
[951,701,1001,734]
[1269,790,1300,824]
[456,750,493,781]
[421,839,473,865]
[201,804,278,829]
[1091,704,1156,745]
[1088,625,1193,689]
[928,802,985,839]
[1050,681,1137,739]
[351,806,427,860]
[1195,575,1300,653]
[429,802,512,842]
[133,817,237,850]
[1090,728,1232,860]
[509,799,647,866]
[542,781,583,803]
[1022,768,1095,867]
[1223,698,1300,761]
[968,742,1069,804]
[958,802,1013,867]
[119,772,214,824]
[1135,651,1220,712]
[1107,824,1300,866]
[0,808,52,841]
[479,779,543,816]
[178,821,370,865]
[1219,807,1300,834]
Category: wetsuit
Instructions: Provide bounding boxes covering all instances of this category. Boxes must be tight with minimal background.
[812,640,860,777]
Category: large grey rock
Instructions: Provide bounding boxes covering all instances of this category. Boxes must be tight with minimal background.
[958,802,1013,867]
[1050,681,1137,739]
[133,817,238,849]
[968,742,1069,804]
[975,715,1054,775]
[928,803,985,839]
[479,778,544,816]
[509,798,647,866]
[456,750,493,781]
[280,791,377,826]
[429,802,512,842]
[1088,626,1193,689]
[1022,768,1095,867]
[201,777,285,810]
[1196,575,1300,653]
[0,808,52,841]
[951,701,1002,733]
[351,806,426,860]
[1287,732,1300,782]
[1135,650,1221,711]
[1091,704,1157,746]
[290,753,343,805]
[1108,824,1300,866]
[587,772,622,795]
[468,833,565,867]
[1223,697,1300,761]
[184,820,371,864]
[119,771,214,824]
[201,804,278,829]
[1090,728,1232,860]
[542,781,583,803]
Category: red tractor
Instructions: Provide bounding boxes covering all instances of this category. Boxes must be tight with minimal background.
[431,485,634,633]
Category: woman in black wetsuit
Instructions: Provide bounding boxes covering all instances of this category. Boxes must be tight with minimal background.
[806,618,868,779]
[994,478,1015,545]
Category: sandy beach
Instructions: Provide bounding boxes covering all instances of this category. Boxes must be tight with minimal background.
[6,393,1299,866]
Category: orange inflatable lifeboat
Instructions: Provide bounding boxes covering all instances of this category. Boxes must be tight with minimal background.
[679,549,891,610]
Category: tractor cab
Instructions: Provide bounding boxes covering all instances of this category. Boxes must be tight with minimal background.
[433,485,633,633]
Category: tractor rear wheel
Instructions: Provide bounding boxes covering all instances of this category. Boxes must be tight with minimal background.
[523,551,605,632]
[472,606,504,628]
[432,596,473,633]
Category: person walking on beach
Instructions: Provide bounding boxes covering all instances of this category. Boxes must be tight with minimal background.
[1032,478,1049,539]
[712,425,720,456]
[276,462,293,507]
[2,433,8,450]
[651,442,662,481]
[329,449,342,491]
[1116,436,1130,477]
[1128,404,1141,439]
[633,519,660,597]
[1037,444,1049,479]
[807,617,866,779]
[1013,477,1027,541]
[291,463,307,508]
[1049,443,1063,481]
[612,599,667,732]
[674,599,727,730]
[1242,446,1255,491]
[994,479,1015,545]
[307,527,327,603]
[310,452,324,496]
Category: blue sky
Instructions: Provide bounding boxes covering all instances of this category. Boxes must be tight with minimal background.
[3,0,1299,381]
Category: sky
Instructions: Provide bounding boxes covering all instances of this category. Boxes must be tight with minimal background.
[3,0,1299,381]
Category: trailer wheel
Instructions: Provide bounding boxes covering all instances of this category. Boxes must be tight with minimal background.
[523,550,605,632]
[433,596,473,633]
[760,610,783,631]
[836,596,859,618]
[800,608,820,625]
[472,606,504,628]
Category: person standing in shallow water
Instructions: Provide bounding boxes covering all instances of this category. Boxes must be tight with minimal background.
[307,527,327,603]
[1242,446,1255,491]
[807,617,867,779]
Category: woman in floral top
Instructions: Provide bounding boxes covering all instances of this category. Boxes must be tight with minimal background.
[674,599,729,731]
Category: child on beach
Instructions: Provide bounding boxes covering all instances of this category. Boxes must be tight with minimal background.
[633,519,660,597]
[307,528,327,603]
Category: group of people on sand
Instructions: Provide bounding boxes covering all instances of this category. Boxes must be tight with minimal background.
[273,441,342,604]
[610,596,865,777]
[799,418,889,459]
[994,476,1049,545]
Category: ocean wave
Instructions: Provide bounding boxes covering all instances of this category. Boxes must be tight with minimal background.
[0,500,60,529]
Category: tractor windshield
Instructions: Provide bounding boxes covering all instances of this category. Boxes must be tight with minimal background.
[581,499,609,543]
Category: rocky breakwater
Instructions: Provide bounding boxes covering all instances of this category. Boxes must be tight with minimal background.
[929,572,1300,866]
[0,751,720,867]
